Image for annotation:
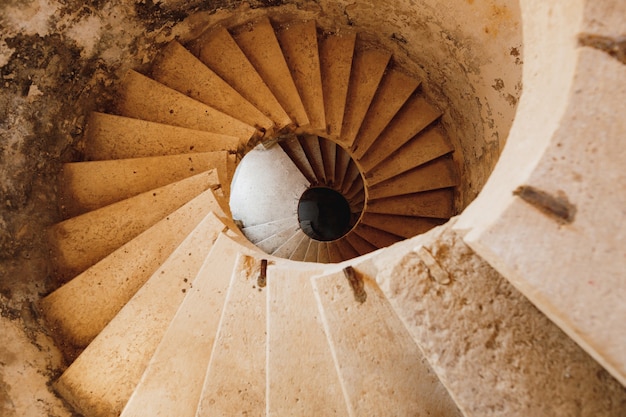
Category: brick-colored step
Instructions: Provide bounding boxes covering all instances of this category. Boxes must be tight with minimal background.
[367,189,455,218]
[276,20,326,133]
[365,126,453,185]
[48,170,219,281]
[350,69,420,159]
[358,95,442,171]
[58,152,228,218]
[360,212,445,238]
[352,224,402,249]
[150,41,274,134]
[231,16,308,127]
[115,70,257,143]
[83,112,239,160]
[339,48,391,147]
[191,26,292,130]
[367,157,458,199]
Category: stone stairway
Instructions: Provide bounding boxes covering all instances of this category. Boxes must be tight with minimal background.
[39,14,626,417]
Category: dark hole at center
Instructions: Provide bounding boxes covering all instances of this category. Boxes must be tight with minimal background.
[298,187,352,241]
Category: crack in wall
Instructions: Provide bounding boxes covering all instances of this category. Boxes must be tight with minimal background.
[578,33,626,65]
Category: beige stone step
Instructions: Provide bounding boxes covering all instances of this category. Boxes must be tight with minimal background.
[320,32,356,139]
[53,212,228,417]
[351,69,421,159]
[352,224,402,249]
[361,213,445,239]
[290,234,312,261]
[40,189,225,350]
[276,20,326,132]
[115,70,257,143]
[299,134,326,183]
[304,239,319,262]
[317,242,330,263]
[367,157,458,199]
[256,223,300,254]
[334,237,359,260]
[58,152,228,218]
[231,16,308,127]
[339,48,391,147]
[194,253,267,417]
[119,233,257,417]
[365,126,454,185]
[319,138,337,185]
[273,229,307,259]
[83,112,240,161]
[267,267,348,415]
[150,41,274,134]
[312,262,463,417]
[358,95,442,171]
[374,225,626,417]
[367,189,455,218]
[191,26,292,130]
[278,136,317,184]
[242,217,296,243]
[48,170,220,281]
[345,232,377,256]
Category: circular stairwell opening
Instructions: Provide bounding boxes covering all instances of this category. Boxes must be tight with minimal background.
[298,186,355,241]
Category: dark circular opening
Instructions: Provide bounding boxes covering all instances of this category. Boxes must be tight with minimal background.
[298,187,352,241]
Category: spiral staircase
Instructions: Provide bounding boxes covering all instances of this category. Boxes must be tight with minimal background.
[35,13,626,417]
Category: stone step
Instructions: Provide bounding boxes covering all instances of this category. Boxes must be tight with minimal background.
[272,229,308,259]
[40,189,226,350]
[360,212,445,239]
[278,136,317,184]
[53,212,228,417]
[256,223,300,254]
[333,144,352,191]
[312,262,463,417]
[350,68,421,159]
[304,239,319,262]
[242,216,297,243]
[320,32,356,140]
[317,241,330,263]
[358,95,442,171]
[340,159,362,195]
[344,175,364,201]
[115,70,257,143]
[150,41,274,134]
[352,224,402,249]
[289,234,312,261]
[319,138,337,186]
[334,237,359,261]
[83,112,239,161]
[373,225,626,417]
[119,233,258,417]
[339,47,391,147]
[48,170,220,281]
[327,242,344,264]
[231,16,308,127]
[267,267,348,415]
[276,20,326,133]
[58,152,228,218]
[191,26,292,130]
[298,134,326,183]
[194,253,267,416]
[367,157,458,199]
[365,126,454,185]
[345,232,377,256]
[367,189,455,218]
